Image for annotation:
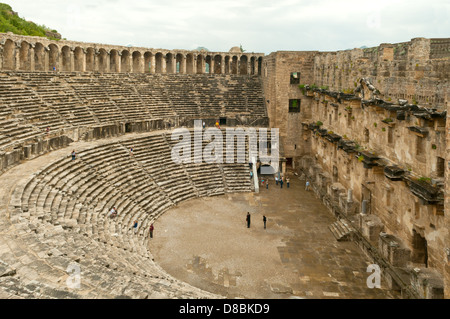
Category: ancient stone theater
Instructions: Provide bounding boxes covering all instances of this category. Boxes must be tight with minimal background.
[0,32,448,299]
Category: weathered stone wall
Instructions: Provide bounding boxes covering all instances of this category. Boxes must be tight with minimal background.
[261,51,317,166]
[0,33,264,75]
[313,38,449,111]
[263,37,449,298]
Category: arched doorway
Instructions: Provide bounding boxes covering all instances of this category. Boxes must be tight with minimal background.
[214,55,222,74]
[155,53,164,73]
[86,48,95,72]
[61,46,72,72]
[19,41,31,71]
[186,53,194,74]
[231,56,238,74]
[3,39,15,70]
[34,42,45,71]
[144,52,152,73]
[166,53,174,73]
[110,50,119,72]
[121,50,131,73]
[176,53,184,74]
[98,49,108,73]
[74,47,84,72]
[239,55,248,75]
[132,51,142,73]
[48,44,59,71]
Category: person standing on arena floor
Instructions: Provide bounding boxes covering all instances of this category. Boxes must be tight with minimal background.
[246,212,251,228]
[280,177,284,189]
[263,215,267,229]
[286,177,290,188]
[149,224,154,238]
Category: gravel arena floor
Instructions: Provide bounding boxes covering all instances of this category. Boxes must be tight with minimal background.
[149,174,401,299]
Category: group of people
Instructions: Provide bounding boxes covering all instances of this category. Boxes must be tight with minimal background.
[246,212,267,229]
[260,175,290,190]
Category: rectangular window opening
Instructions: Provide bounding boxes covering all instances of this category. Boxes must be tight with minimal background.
[290,72,300,84]
[289,99,301,113]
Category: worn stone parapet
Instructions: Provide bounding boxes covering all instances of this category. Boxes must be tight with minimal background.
[0,32,264,74]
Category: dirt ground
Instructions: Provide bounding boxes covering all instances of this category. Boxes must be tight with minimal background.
[149,175,401,299]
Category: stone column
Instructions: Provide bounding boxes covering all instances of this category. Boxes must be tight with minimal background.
[150,55,155,73]
[29,46,35,71]
[181,55,186,74]
[221,55,226,74]
[70,48,75,72]
[14,43,20,70]
[161,55,166,73]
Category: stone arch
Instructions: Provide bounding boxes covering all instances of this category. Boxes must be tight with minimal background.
[34,42,45,71]
[205,55,212,74]
[121,50,131,73]
[224,56,230,74]
[196,54,204,74]
[3,39,15,70]
[239,55,248,75]
[19,41,31,71]
[86,48,95,72]
[176,53,184,74]
[250,56,256,75]
[214,55,222,74]
[132,51,142,73]
[48,44,59,71]
[144,52,152,73]
[257,57,262,76]
[155,52,164,73]
[61,46,72,72]
[74,47,84,72]
[231,56,238,74]
[186,53,194,74]
[166,53,174,73]
[98,49,108,72]
[110,49,120,72]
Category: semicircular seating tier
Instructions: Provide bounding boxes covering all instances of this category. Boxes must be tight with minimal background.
[1,130,259,298]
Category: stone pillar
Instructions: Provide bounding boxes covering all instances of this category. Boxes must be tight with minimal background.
[44,47,49,71]
[116,52,122,73]
[221,55,226,74]
[210,58,215,74]
[70,48,75,72]
[181,55,186,74]
[29,46,35,71]
[161,55,166,73]
[14,43,20,70]
[150,55,155,73]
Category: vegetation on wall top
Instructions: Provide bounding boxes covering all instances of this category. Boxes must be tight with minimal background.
[0,3,61,40]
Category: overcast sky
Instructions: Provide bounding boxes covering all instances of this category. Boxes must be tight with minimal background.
[5,0,450,54]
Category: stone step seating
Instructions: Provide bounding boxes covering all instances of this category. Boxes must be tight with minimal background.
[0,118,39,142]
[120,136,197,205]
[0,84,68,130]
[19,147,159,256]
[134,85,177,118]
[165,135,225,197]
[18,73,97,126]
[328,219,355,242]
[3,205,216,298]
